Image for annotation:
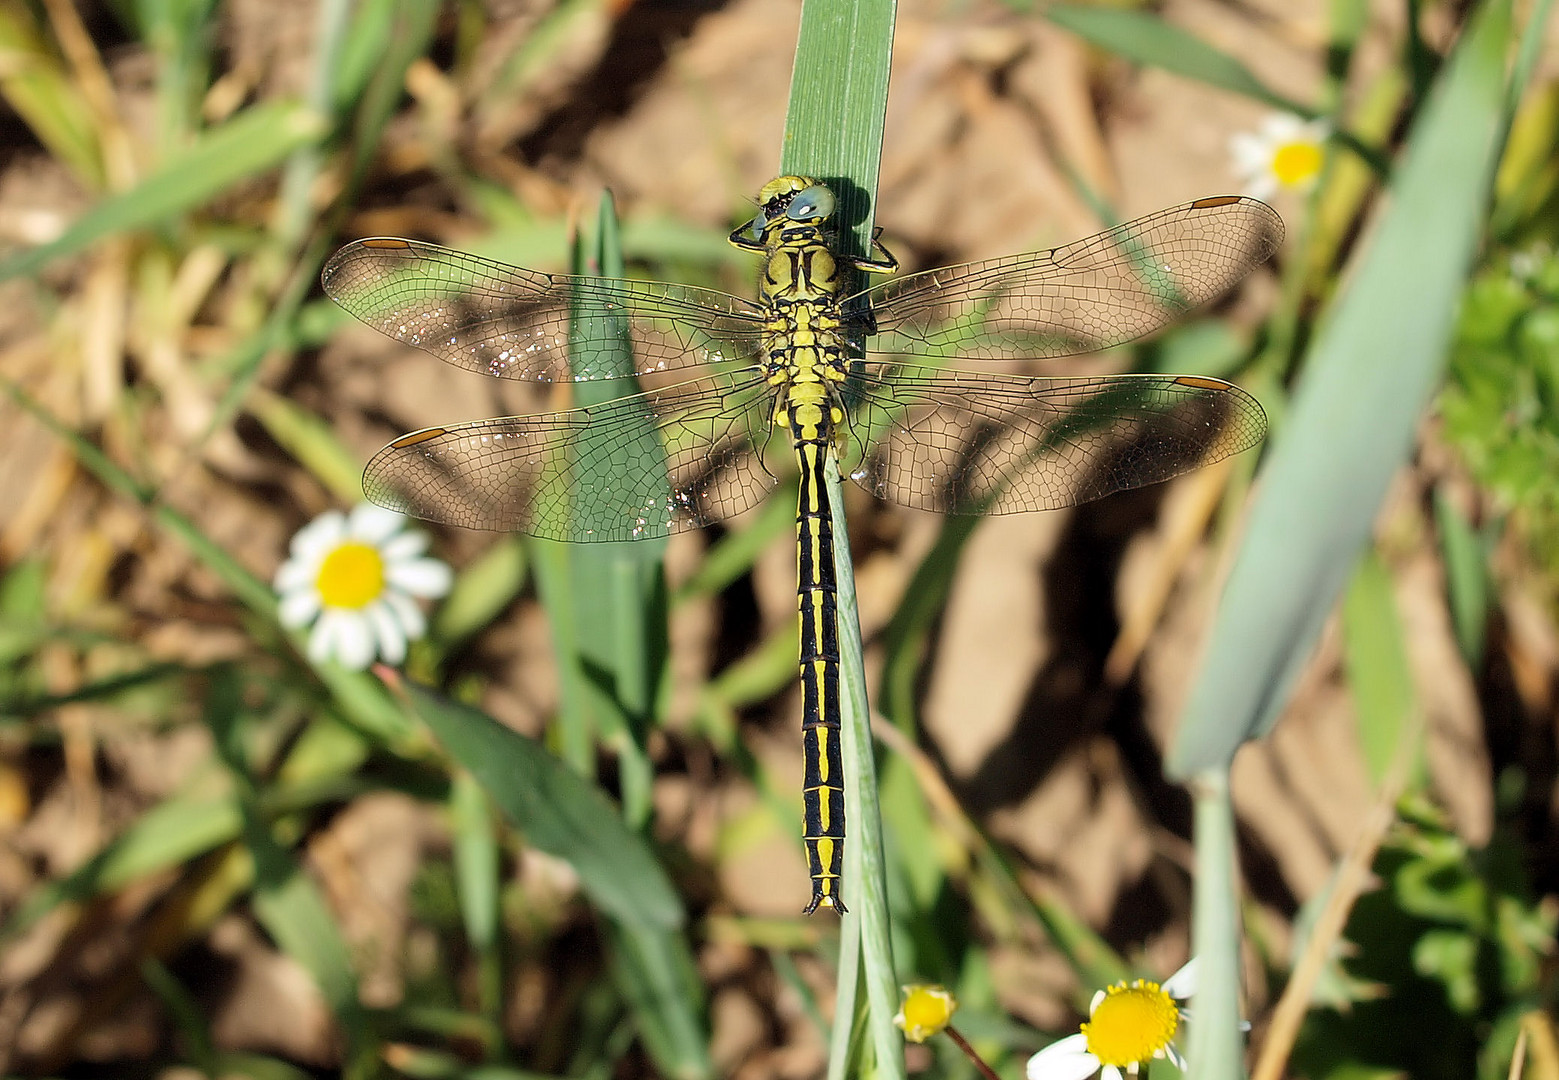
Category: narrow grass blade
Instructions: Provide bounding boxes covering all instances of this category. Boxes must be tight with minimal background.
[1,789,241,941]
[557,191,666,823]
[780,0,897,257]
[1433,492,1490,667]
[781,1,902,1076]
[396,679,684,930]
[1341,552,1419,788]
[450,770,504,1030]
[248,388,366,504]
[431,537,528,651]
[450,770,499,951]
[0,6,103,184]
[604,917,713,1080]
[206,672,370,1069]
[0,100,326,281]
[337,0,441,199]
[831,458,900,1080]
[1046,5,1309,115]
[1168,0,1517,776]
[1187,771,1244,1080]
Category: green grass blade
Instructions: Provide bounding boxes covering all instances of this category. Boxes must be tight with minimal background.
[248,388,366,504]
[450,770,505,1032]
[1341,552,1419,788]
[0,5,103,185]
[0,789,241,941]
[781,1,901,1076]
[526,192,666,809]
[780,0,897,257]
[1045,5,1310,115]
[1433,491,1490,667]
[449,771,500,951]
[1187,771,1243,1080]
[779,1,903,1076]
[1168,0,1516,776]
[206,672,371,1072]
[604,917,712,1080]
[431,537,528,652]
[397,679,684,930]
[0,100,326,281]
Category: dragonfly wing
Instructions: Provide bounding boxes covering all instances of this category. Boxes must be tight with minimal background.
[843,364,1266,514]
[850,197,1284,362]
[322,238,767,382]
[363,372,778,540]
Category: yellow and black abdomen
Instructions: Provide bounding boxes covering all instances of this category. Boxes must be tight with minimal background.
[793,424,846,914]
[754,202,855,914]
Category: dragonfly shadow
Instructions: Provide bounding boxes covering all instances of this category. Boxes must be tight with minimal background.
[945,480,1300,932]
[514,0,733,164]
[950,484,1168,820]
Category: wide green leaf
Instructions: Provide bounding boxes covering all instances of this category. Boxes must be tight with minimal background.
[1169,0,1516,775]
[0,100,326,281]
[399,680,684,929]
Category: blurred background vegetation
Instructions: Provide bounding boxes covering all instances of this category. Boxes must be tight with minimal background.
[0,0,1557,1078]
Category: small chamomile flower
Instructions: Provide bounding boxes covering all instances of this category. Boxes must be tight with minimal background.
[275,504,452,670]
[1230,113,1330,200]
[1026,960,1197,1080]
[895,984,959,1044]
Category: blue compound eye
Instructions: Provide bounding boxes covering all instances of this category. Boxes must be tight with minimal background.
[786,185,835,222]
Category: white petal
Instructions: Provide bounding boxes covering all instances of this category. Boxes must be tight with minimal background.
[1166,1043,1188,1071]
[1088,989,1106,1014]
[1102,1067,1124,1080]
[387,557,453,598]
[1298,117,1332,143]
[331,610,376,670]
[290,511,345,560]
[383,588,428,641]
[1258,112,1306,142]
[1026,1035,1100,1080]
[1243,174,1279,201]
[1162,958,1198,1000]
[1229,133,1271,174]
[349,503,406,544]
[278,587,321,629]
[381,530,429,562]
[308,609,347,664]
[367,602,408,665]
[274,556,317,593]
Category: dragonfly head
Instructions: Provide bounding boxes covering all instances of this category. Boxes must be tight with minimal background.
[746,175,837,240]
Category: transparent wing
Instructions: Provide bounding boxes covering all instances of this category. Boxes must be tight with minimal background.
[363,371,779,540]
[842,363,1266,514]
[322,238,767,382]
[850,197,1284,362]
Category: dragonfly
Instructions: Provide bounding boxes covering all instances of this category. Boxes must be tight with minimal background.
[321,177,1283,915]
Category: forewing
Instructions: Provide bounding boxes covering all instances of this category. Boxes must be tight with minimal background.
[844,364,1266,514]
[852,197,1284,362]
[363,372,778,540]
[322,238,766,382]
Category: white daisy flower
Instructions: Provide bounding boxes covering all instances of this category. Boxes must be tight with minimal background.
[1026,960,1197,1080]
[274,504,452,670]
[1230,113,1330,200]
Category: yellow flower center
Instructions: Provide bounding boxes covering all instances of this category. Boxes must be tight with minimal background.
[1271,140,1323,188]
[316,542,386,609]
[1081,980,1179,1067]
[895,984,958,1043]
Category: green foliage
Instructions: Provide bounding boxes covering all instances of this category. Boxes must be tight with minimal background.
[1293,796,1555,1080]
[1442,250,1559,575]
